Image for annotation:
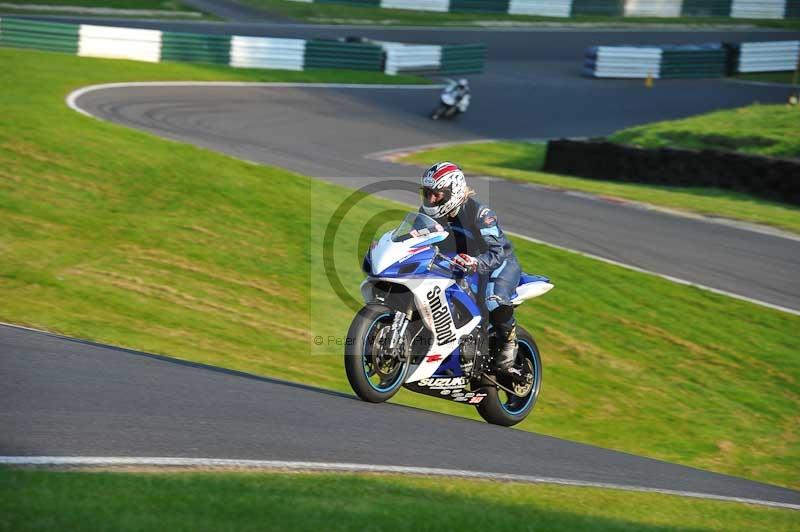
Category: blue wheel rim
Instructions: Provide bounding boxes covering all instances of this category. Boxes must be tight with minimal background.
[500,339,539,415]
[362,313,406,393]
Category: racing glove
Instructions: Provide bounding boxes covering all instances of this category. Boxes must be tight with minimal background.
[453,253,478,274]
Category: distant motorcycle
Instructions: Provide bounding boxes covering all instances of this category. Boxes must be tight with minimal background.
[344,212,553,426]
[431,79,470,120]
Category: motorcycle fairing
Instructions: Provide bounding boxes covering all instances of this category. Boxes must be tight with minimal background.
[362,276,482,385]
[511,274,554,305]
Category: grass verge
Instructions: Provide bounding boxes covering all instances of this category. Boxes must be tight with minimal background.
[1,0,183,7]
[609,104,800,159]
[736,72,800,85]
[1,47,798,490]
[0,0,209,18]
[241,0,800,28]
[400,106,800,234]
[2,470,798,532]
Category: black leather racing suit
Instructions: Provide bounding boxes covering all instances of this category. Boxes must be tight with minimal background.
[426,196,521,338]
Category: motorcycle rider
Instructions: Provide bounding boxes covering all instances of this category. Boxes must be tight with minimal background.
[436,78,470,116]
[454,78,470,103]
[450,78,470,113]
[420,161,523,379]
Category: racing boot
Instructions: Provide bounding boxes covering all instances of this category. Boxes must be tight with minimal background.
[493,323,527,385]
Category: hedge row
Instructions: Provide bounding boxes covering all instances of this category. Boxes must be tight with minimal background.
[543,139,800,205]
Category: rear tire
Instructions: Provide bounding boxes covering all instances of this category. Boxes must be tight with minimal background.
[475,326,542,427]
[344,305,409,403]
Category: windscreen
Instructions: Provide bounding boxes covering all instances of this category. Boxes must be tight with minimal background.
[391,212,446,243]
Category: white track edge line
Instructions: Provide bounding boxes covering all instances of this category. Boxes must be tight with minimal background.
[2,456,797,510]
[65,83,800,316]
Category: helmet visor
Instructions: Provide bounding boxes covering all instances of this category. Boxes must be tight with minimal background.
[421,186,451,208]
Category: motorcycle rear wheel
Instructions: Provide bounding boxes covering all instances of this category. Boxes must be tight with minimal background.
[475,326,542,427]
[344,304,409,403]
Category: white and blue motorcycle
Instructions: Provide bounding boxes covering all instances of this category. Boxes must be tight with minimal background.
[345,212,553,426]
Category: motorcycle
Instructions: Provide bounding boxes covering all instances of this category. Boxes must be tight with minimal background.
[431,82,470,120]
[344,212,553,426]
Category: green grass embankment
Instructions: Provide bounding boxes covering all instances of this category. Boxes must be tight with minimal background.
[2,470,798,532]
[736,72,800,85]
[241,0,800,28]
[609,104,800,158]
[1,0,181,7]
[0,0,207,17]
[1,48,798,490]
[401,104,800,233]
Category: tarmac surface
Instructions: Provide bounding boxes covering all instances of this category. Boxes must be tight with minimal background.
[2,324,798,507]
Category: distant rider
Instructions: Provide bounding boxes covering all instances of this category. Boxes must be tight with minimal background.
[450,78,470,113]
[419,161,523,379]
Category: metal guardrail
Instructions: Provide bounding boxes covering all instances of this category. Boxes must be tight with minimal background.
[0,18,487,76]
[288,0,799,18]
[737,40,800,72]
[584,40,799,78]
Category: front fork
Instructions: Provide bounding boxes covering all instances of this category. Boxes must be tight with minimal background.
[388,310,412,353]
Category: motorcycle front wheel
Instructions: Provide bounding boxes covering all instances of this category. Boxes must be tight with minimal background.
[344,304,409,403]
[476,326,542,427]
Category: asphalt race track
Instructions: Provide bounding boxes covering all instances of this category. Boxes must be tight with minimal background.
[2,324,799,507]
[3,19,800,507]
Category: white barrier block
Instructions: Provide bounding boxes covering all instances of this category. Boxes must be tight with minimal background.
[594,46,662,78]
[230,36,306,71]
[738,40,800,72]
[381,0,450,13]
[380,42,441,74]
[509,0,571,17]
[624,0,682,17]
[731,0,786,19]
[78,24,161,63]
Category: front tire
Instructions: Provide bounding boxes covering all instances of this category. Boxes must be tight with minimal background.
[344,305,409,403]
[475,326,542,427]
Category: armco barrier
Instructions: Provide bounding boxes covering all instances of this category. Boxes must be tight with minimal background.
[583,46,662,78]
[737,40,800,72]
[161,32,231,65]
[571,0,625,16]
[680,0,733,16]
[544,139,800,205]
[509,0,573,17]
[304,39,384,71]
[287,0,799,18]
[78,24,161,63]
[0,18,486,76]
[449,0,510,12]
[380,41,442,74]
[0,17,79,54]
[584,40,799,78]
[231,36,307,71]
[731,0,786,18]
[441,44,489,74]
[625,0,683,17]
[660,44,728,78]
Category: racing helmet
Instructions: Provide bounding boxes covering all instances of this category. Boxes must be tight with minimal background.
[420,162,468,218]
[457,78,469,87]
